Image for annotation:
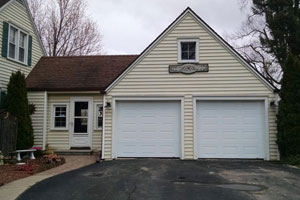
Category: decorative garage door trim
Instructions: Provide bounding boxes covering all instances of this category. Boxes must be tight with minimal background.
[193,97,269,160]
[112,97,184,159]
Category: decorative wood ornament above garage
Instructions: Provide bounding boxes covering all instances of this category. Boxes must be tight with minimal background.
[169,63,209,74]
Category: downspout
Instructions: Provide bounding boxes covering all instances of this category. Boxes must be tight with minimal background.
[101,93,106,159]
[42,91,48,150]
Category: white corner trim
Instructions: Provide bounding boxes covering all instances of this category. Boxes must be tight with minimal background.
[105,8,275,93]
[50,103,69,131]
[193,96,270,160]
[42,91,47,150]
[101,95,106,159]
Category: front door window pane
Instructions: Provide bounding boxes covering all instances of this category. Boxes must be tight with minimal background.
[74,118,88,133]
[75,102,88,116]
[74,101,88,133]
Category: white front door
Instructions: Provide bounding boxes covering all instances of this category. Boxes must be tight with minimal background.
[70,98,92,147]
[196,101,265,159]
[115,101,181,158]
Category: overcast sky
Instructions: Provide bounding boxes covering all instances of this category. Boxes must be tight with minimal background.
[86,0,249,55]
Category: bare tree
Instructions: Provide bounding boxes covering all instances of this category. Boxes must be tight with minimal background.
[225,0,282,86]
[28,0,102,56]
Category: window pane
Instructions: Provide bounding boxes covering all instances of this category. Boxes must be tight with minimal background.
[181,43,189,51]
[19,32,26,48]
[188,42,196,52]
[74,118,88,133]
[9,26,17,43]
[98,117,103,128]
[181,52,189,60]
[97,105,103,128]
[75,102,88,116]
[189,51,196,60]
[54,106,67,128]
[9,43,15,59]
[55,106,66,117]
[55,117,66,127]
[180,41,196,60]
[19,48,25,62]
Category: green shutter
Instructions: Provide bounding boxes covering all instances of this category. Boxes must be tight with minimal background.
[27,35,32,66]
[2,22,9,58]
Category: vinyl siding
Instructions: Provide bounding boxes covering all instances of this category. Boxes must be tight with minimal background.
[28,91,44,147]
[0,0,44,89]
[46,93,102,151]
[104,13,279,160]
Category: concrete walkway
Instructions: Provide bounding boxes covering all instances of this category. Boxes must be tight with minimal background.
[0,155,96,200]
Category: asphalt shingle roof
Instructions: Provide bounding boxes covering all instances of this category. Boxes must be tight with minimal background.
[26,55,138,92]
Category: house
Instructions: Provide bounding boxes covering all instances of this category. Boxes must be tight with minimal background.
[0,0,45,105]
[26,7,279,160]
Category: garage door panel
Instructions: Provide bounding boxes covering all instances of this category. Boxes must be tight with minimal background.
[197,101,265,159]
[116,101,181,158]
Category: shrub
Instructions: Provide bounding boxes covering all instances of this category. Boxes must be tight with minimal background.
[277,54,300,159]
[5,71,34,149]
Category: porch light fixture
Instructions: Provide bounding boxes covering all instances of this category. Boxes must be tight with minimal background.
[105,102,111,109]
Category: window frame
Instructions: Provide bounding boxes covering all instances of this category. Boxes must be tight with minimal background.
[50,103,69,130]
[94,103,103,130]
[178,39,199,63]
[7,23,29,65]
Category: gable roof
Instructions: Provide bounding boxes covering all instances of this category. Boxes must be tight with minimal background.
[26,55,138,92]
[0,0,46,55]
[105,7,277,93]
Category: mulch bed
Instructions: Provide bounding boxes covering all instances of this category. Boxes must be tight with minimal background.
[0,157,65,186]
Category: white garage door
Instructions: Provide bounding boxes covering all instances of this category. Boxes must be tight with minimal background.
[196,101,265,159]
[116,101,181,158]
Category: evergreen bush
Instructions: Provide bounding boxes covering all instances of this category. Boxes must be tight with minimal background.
[277,54,300,159]
[5,71,33,149]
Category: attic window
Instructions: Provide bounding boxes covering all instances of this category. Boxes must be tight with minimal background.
[178,39,199,63]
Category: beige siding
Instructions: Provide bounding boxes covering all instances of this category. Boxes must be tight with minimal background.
[46,93,102,151]
[104,13,279,160]
[28,91,44,147]
[0,0,44,89]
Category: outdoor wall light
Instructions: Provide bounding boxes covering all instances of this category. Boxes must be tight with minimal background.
[105,102,111,109]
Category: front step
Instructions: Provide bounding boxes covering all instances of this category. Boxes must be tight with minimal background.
[54,149,94,155]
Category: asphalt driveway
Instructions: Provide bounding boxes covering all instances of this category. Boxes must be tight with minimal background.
[17,159,300,200]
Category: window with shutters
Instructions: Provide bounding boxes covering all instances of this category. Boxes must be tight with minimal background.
[7,24,28,65]
[178,39,199,63]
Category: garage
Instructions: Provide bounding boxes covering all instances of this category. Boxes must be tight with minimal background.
[115,101,181,158]
[196,100,266,159]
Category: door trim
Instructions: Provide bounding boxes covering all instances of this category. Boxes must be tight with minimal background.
[111,96,184,159]
[193,96,269,160]
[69,97,93,148]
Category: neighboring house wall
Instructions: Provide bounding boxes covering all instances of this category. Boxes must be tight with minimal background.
[104,13,278,160]
[0,0,44,90]
[45,93,102,151]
